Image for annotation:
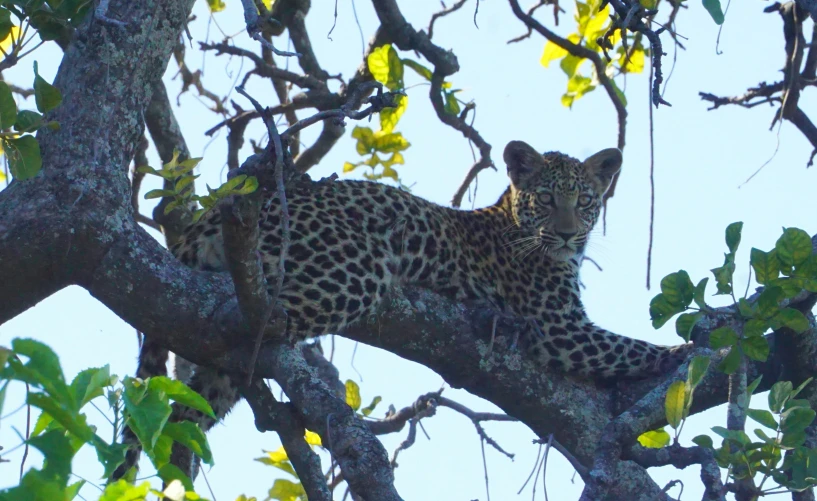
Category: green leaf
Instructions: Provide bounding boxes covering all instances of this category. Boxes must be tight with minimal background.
[637,429,670,448]
[5,135,42,180]
[702,0,725,24]
[609,79,628,108]
[0,81,17,129]
[692,435,714,449]
[443,90,460,116]
[123,378,171,450]
[709,327,737,350]
[26,393,94,442]
[147,432,173,469]
[345,380,361,411]
[771,307,810,333]
[665,380,686,430]
[65,480,85,501]
[148,376,215,419]
[218,174,248,193]
[757,286,785,320]
[144,189,176,200]
[742,336,769,362]
[91,436,127,480]
[649,294,685,328]
[33,61,62,113]
[367,44,403,91]
[777,228,812,269]
[70,365,113,410]
[9,339,72,406]
[792,378,813,400]
[402,58,432,80]
[711,425,751,446]
[162,421,213,465]
[744,319,768,338]
[747,409,778,430]
[747,375,763,396]
[157,464,194,492]
[717,346,741,375]
[13,110,45,133]
[675,312,701,342]
[711,259,735,295]
[687,355,711,388]
[660,270,695,307]
[770,381,794,413]
[28,429,74,485]
[0,8,13,41]
[361,396,382,417]
[693,278,709,310]
[781,407,816,435]
[751,248,780,285]
[725,222,743,254]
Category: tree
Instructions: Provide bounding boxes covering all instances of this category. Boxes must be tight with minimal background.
[1,0,817,500]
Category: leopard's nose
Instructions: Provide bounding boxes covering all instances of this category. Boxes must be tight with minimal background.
[556,230,576,241]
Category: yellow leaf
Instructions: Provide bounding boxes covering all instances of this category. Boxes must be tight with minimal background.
[583,4,610,39]
[235,496,257,501]
[637,428,671,448]
[267,479,305,501]
[665,380,686,430]
[266,446,288,463]
[380,94,407,134]
[382,165,398,180]
[540,41,568,68]
[381,152,404,168]
[206,0,226,13]
[367,44,403,91]
[372,131,410,153]
[352,126,375,155]
[304,430,322,447]
[618,47,645,74]
[0,169,5,181]
[343,161,361,173]
[345,380,361,411]
[264,0,274,9]
[0,26,21,54]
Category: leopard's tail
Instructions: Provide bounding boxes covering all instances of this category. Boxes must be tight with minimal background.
[111,337,168,480]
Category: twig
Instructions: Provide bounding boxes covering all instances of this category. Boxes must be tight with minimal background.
[428,0,468,40]
[232,85,290,386]
[239,0,301,57]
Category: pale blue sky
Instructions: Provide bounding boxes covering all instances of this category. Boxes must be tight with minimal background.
[2,1,817,500]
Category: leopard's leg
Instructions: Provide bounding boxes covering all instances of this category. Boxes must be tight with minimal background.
[524,320,693,378]
[168,366,241,480]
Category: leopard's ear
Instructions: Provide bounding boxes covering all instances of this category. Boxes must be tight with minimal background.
[583,148,622,194]
[504,140,545,190]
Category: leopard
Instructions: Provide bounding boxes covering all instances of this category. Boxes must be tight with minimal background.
[114,139,692,480]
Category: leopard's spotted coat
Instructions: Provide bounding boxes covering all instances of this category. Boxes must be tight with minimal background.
[115,140,691,480]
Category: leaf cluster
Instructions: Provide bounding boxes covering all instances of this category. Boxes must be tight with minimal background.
[0,338,216,501]
[138,150,258,223]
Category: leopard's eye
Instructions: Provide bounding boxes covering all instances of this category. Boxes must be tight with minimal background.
[577,194,593,207]
[538,193,553,205]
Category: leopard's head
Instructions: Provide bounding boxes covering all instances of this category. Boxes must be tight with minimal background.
[503,140,622,261]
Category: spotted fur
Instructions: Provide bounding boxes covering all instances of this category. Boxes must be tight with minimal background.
[117,140,691,480]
